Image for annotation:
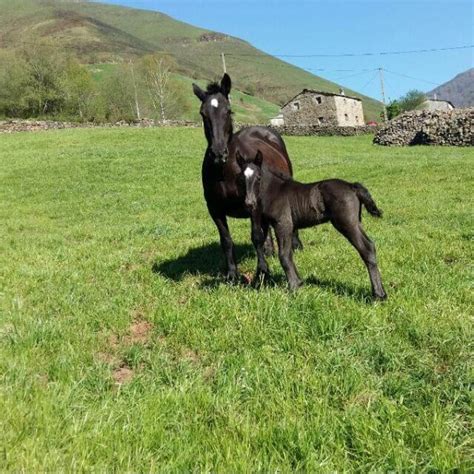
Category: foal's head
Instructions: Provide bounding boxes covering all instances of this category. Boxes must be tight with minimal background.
[237,150,263,211]
[193,74,232,164]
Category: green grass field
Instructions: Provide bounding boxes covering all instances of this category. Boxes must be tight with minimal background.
[0,128,472,471]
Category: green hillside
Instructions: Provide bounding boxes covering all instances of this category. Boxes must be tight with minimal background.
[0,0,383,121]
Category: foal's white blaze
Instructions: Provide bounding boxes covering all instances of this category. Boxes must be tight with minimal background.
[244,167,254,179]
[210,98,219,108]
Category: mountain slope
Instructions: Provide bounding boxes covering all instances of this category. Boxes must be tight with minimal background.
[428,68,474,108]
[0,0,383,121]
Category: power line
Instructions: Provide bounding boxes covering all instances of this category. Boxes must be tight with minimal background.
[227,44,473,58]
[383,68,441,87]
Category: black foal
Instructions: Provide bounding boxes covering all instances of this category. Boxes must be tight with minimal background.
[237,151,387,300]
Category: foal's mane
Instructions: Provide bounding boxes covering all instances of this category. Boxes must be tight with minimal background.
[206,82,224,95]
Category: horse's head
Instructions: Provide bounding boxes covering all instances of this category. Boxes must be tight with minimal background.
[193,74,233,164]
[236,150,263,212]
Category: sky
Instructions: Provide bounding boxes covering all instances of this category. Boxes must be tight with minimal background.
[99,0,473,101]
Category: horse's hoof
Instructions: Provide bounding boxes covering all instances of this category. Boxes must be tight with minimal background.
[292,239,304,251]
[224,271,241,284]
[252,271,272,288]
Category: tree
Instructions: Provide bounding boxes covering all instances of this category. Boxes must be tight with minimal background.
[386,100,402,120]
[398,89,426,112]
[62,59,96,121]
[139,54,177,122]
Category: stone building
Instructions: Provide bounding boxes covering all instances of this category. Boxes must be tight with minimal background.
[419,98,455,112]
[276,89,365,127]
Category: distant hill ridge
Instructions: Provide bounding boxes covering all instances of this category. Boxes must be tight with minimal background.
[428,69,474,108]
[0,0,383,121]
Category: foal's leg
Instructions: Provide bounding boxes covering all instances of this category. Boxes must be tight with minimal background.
[211,212,239,282]
[275,221,303,290]
[332,219,386,300]
[250,213,271,286]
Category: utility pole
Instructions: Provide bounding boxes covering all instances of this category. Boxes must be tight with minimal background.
[378,67,388,122]
[221,52,227,74]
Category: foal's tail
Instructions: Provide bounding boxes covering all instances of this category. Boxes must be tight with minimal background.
[353,183,383,219]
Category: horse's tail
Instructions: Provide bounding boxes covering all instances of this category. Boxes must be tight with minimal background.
[353,183,383,219]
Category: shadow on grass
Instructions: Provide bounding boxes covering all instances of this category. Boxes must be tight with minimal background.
[152,242,255,288]
[153,242,373,301]
[305,276,372,302]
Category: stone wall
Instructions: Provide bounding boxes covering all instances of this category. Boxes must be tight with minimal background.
[0,119,200,134]
[373,108,474,146]
[266,124,379,136]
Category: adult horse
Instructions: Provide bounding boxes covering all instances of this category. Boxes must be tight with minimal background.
[192,73,302,283]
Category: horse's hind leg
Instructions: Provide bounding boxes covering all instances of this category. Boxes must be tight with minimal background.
[333,218,386,300]
[264,227,275,257]
[292,229,304,251]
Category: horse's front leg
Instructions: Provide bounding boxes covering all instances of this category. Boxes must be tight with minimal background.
[250,211,271,287]
[210,212,239,282]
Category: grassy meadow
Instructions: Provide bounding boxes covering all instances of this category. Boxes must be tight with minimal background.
[0,127,472,471]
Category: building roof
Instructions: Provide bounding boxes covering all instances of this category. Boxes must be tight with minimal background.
[281,89,362,109]
[424,98,455,107]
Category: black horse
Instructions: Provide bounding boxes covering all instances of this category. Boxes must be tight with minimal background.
[237,151,387,300]
[192,74,302,282]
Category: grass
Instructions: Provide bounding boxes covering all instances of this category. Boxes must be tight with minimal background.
[0,127,472,471]
[0,0,383,121]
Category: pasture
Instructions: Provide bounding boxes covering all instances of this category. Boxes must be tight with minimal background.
[0,128,472,471]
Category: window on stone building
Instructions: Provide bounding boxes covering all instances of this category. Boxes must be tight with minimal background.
[355,115,359,123]
[318,117,324,125]
[315,96,322,104]
[344,113,349,121]
[292,101,300,111]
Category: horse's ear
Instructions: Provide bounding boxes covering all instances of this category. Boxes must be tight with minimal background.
[220,73,231,98]
[192,83,207,102]
[254,150,263,167]
[236,150,246,169]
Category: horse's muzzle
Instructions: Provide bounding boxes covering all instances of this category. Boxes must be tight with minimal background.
[212,147,229,164]
[245,198,257,212]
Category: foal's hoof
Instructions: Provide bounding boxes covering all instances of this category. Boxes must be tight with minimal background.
[288,279,304,291]
[373,291,387,301]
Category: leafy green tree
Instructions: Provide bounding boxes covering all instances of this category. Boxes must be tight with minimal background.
[386,100,402,120]
[62,59,97,121]
[398,89,426,112]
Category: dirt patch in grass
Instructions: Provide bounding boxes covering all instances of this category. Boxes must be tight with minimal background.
[112,365,134,385]
[124,317,153,346]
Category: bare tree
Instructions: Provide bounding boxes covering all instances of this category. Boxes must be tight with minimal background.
[140,54,176,122]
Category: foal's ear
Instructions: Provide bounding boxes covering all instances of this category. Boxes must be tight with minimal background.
[220,73,232,98]
[236,150,246,169]
[192,83,207,102]
[254,150,263,167]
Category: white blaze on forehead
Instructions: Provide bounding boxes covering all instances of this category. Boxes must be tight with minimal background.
[244,167,254,179]
[210,98,219,108]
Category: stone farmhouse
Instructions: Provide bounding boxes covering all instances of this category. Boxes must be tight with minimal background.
[272,89,365,127]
